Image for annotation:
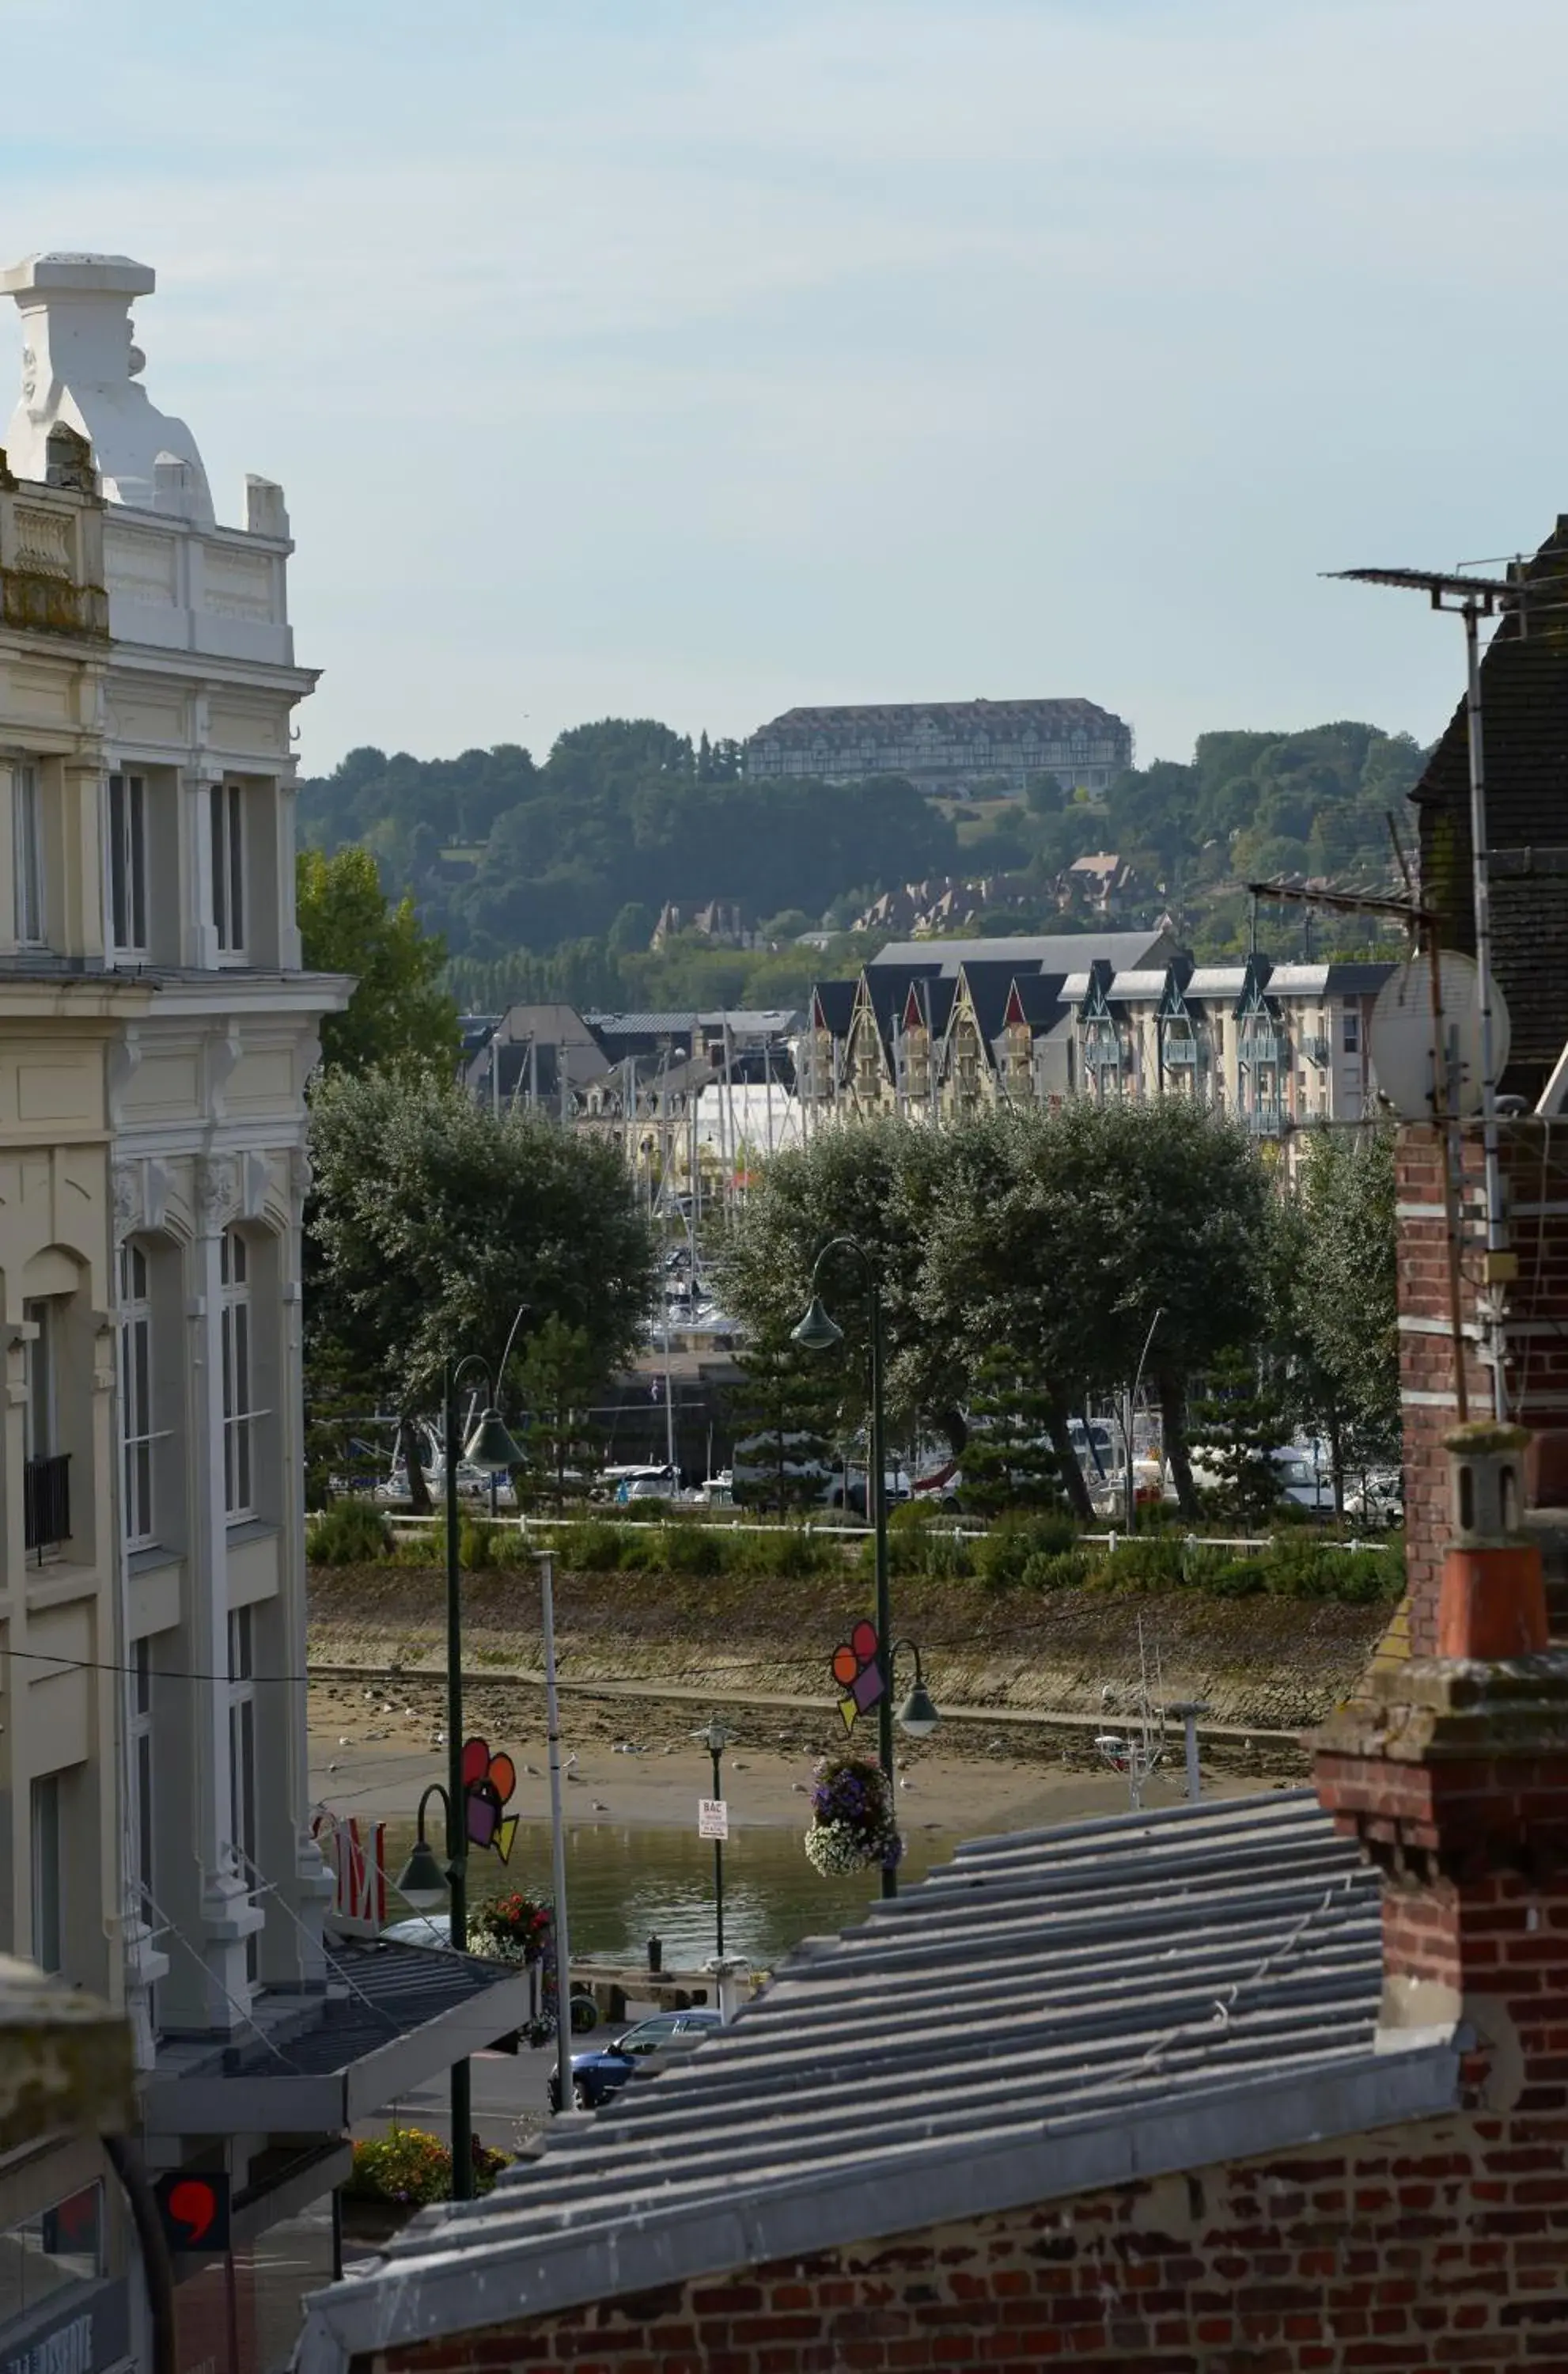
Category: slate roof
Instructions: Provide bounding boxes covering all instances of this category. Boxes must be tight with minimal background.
[953,957,1029,1045]
[810,979,858,1037]
[1005,971,1069,1030]
[869,929,1172,977]
[749,698,1128,749]
[297,1791,1460,2373]
[1411,518,1568,1098]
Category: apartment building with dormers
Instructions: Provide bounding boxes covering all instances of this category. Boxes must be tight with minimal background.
[0,256,527,2374]
[804,934,1392,1145]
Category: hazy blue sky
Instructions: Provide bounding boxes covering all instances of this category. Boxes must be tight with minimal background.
[0,0,1562,776]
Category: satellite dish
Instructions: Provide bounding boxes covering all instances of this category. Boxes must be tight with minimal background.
[1369,952,1509,1122]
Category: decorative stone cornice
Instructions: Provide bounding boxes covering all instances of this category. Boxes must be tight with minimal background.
[0,1954,132,2153]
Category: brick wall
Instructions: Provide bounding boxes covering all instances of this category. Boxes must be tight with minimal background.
[372,2100,1568,2373]
[1397,1120,1568,1653]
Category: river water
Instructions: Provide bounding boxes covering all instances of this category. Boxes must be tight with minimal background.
[381,1815,962,1971]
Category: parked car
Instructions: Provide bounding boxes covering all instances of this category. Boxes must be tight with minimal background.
[600,1462,681,1504]
[381,1912,451,1949]
[547,2008,723,2112]
[1343,1468,1403,1527]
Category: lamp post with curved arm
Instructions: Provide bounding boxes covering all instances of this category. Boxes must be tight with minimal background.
[437,1346,522,2196]
[792,1237,899,1895]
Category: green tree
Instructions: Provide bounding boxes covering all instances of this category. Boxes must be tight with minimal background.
[1282,1126,1399,1509]
[1189,1349,1291,1525]
[725,1326,845,1516]
[516,1314,608,1500]
[714,1116,975,1454]
[307,1074,657,1489]
[956,1346,1065,1518]
[297,845,459,1076]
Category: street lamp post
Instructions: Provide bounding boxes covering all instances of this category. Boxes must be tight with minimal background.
[693,1716,732,1956]
[782,1253,930,1899]
[1124,1307,1163,1535]
[394,1353,521,2201]
[536,1549,574,2124]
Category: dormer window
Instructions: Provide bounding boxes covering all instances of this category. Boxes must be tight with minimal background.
[210,783,245,954]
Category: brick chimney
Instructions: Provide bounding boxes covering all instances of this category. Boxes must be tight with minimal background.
[1317,1424,1568,2069]
[1395,1119,1568,1653]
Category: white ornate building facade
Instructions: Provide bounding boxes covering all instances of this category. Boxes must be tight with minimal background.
[0,256,528,2374]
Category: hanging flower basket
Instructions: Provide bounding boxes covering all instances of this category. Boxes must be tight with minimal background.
[472,1890,553,1966]
[804,1754,903,1877]
[472,1892,562,2045]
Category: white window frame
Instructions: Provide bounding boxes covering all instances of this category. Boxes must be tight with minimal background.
[220,1228,254,1519]
[130,1639,155,1925]
[210,782,245,955]
[22,1296,55,1464]
[13,760,44,946]
[108,772,148,957]
[228,1607,259,1978]
[118,1242,155,1549]
[31,1775,62,1974]
[1343,1004,1361,1055]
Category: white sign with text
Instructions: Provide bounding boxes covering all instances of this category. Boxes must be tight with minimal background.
[699,1797,729,1840]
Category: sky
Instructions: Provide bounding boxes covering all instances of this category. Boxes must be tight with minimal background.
[0,0,1563,779]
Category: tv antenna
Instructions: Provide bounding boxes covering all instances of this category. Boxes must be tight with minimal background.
[1095,1618,1166,1810]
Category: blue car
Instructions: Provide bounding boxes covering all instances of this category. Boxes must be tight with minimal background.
[548,2008,722,2111]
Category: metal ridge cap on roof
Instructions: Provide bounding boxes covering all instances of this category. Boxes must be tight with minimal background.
[294,2041,1460,2374]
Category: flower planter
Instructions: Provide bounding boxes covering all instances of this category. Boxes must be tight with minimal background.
[340,2194,425,2247]
[804,1754,902,1876]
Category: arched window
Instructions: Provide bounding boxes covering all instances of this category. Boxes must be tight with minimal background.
[118,1241,154,1548]
[220,1229,253,1519]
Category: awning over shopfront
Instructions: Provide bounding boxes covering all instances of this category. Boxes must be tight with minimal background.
[144,1941,532,2136]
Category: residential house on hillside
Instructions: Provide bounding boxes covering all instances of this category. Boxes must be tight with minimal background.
[649,899,759,951]
[853,873,1040,936]
[1058,849,1140,917]
[744,697,1132,796]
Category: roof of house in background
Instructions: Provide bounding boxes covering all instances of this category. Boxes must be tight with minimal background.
[1410,516,1568,1097]
[296,1791,1459,2374]
[747,699,1130,749]
[869,929,1174,976]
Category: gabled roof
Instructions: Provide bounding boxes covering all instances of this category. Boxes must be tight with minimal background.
[811,979,857,1036]
[869,929,1172,977]
[900,976,957,1036]
[297,1792,1458,2373]
[857,961,941,1057]
[1411,518,1568,1095]
[1003,972,1068,1031]
[951,958,1029,1047]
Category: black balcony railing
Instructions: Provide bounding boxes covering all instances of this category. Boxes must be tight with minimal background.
[24,1452,70,1557]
